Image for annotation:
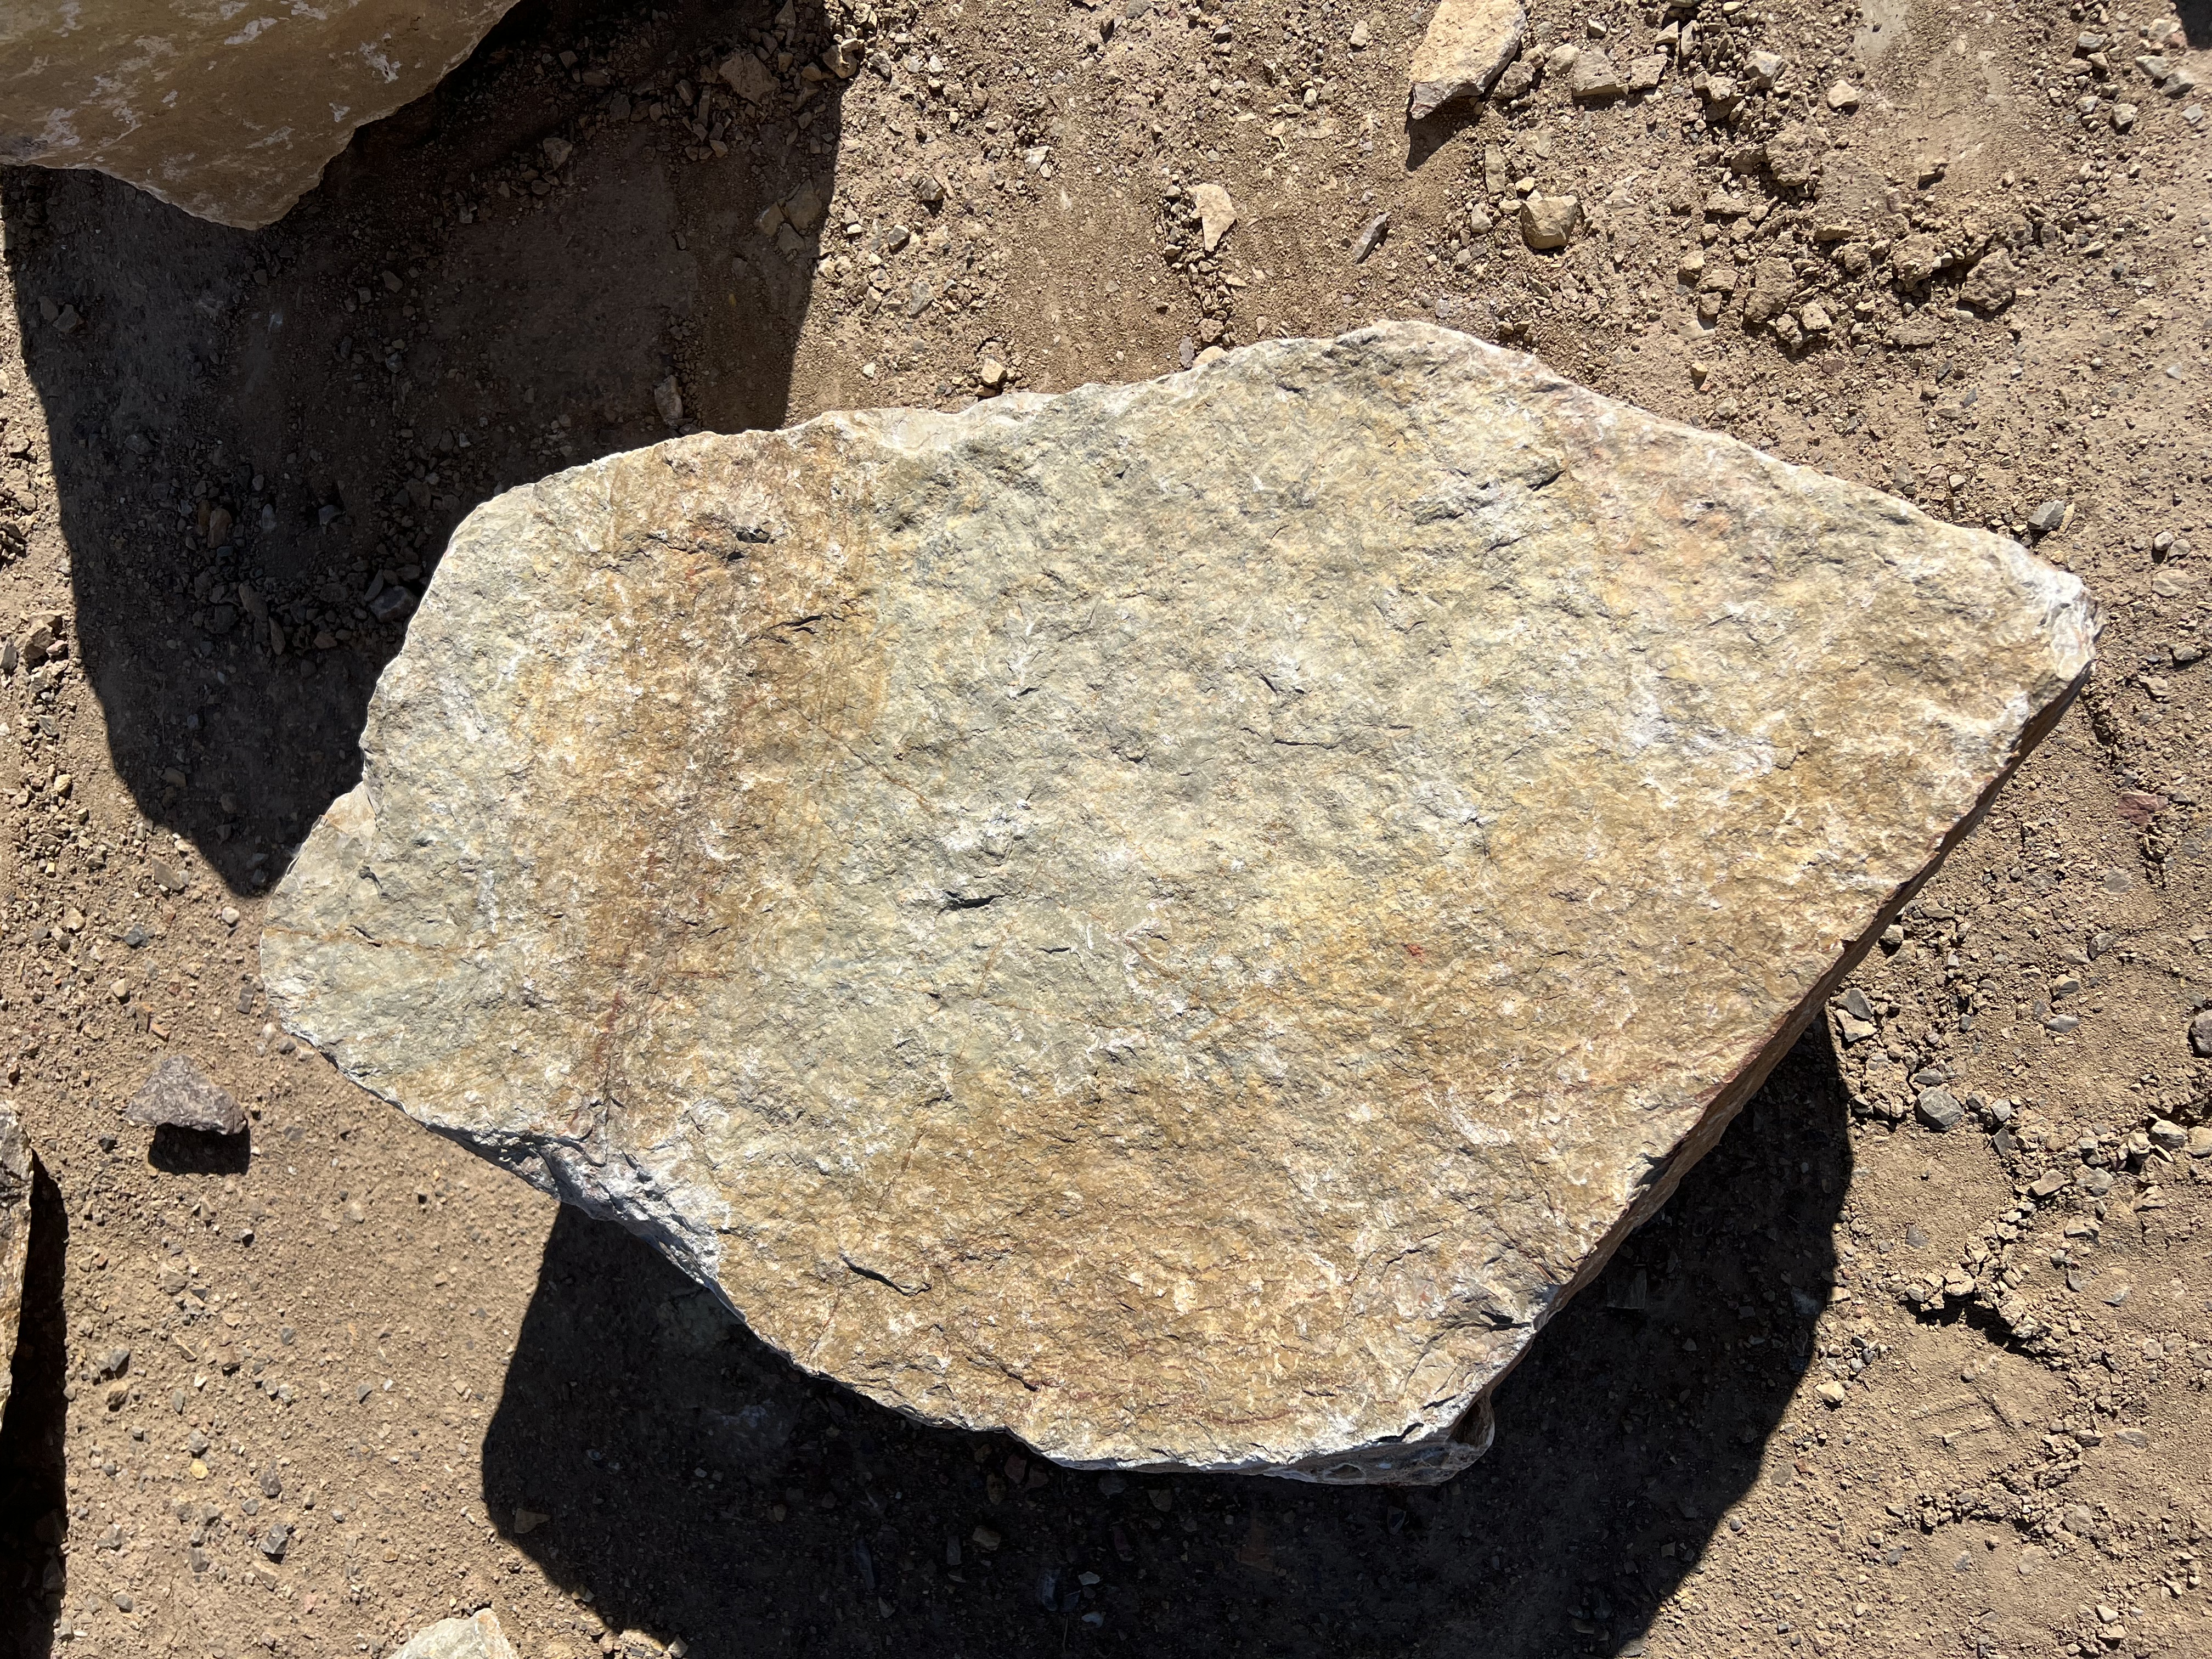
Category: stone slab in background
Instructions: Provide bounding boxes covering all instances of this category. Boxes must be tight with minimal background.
[124,1056,246,1136]
[0,0,522,228]
[0,1101,29,1434]
[264,324,2096,1483]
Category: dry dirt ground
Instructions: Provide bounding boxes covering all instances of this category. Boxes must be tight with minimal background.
[1,0,2210,1655]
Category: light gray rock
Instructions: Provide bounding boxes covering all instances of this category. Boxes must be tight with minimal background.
[1915,1088,1965,1131]
[1570,48,1625,101]
[1409,0,1527,117]
[264,324,2095,1485]
[0,1101,28,1435]
[123,1056,246,1136]
[392,1612,519,1659]
[1745,50,1787,90]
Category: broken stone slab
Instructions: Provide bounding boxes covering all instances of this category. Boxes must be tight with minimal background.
[124,1056,246,1136]
[263,323,2096,1484]
[393,1612,519,1659]
[0,0,524,228]
[1409,0,1527,118]
[0,1101,29,1435]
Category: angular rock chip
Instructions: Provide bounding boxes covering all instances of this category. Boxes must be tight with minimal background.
[0,0,524,228]
[1519,193,1583,250]
[1569,48,1626,101]
[1409,0,1527,118]
[125,1056,246,1136]
[1960,247,2019,313]
[392,1612,519,1659]
[264,324,2096,1483]
[0,1101,28,1434]
[1190,183,1237,253]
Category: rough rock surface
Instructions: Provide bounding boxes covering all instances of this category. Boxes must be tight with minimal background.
[0,1101,27,1433]
[1409,0,1527,119]
[124,1055,246,1136]
[392,1612,519,1659]
[0,0,521,228]
[263,324,2096,1483]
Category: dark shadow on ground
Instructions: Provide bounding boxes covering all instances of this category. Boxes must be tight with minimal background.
[1403,110,1477,173]
[483,1029,1855,1659]
[144,1124,250,1176]
[2,0,843,891]
[0,1163,70,1659]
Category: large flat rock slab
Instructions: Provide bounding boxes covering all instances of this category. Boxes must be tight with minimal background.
[263,324,2095,1482]
[0,0,521,228]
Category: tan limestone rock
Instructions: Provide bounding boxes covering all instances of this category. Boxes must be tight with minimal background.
[1409,0,1527,118]
[1190,183,1237,252]
[1519,193,1582,250]
[263,324,2096,1483]
[0,0,523,228]
[0,1101,29,1435]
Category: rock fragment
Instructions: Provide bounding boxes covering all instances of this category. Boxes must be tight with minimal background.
[1890,233,1946,288]
[1352,210,1391,262]
[654,376,686,429]
[392,1612,520,1659]
[1519,194,1582,249]
[1915,1088,1965,1131]
[719,49,779,107]
[123,1056,246,1137]
[0,1102,28,1435]
[1742,255,1797,325]
[0,0,524,228]
[1408,0,1527,117]
[1570,48,1625,101]
[265,324,2096,1486]
[1959,249,2018,312]
[1190,183,1237,252]
[1745,50,1787,90]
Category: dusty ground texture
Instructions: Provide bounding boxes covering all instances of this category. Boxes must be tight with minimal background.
[0,0,2207,1656]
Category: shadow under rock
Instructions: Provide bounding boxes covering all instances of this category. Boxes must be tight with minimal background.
[2,0,845,892]
[0,1163,70,1659]
[143,1123,250,1176]
[482,1029,1853,1659]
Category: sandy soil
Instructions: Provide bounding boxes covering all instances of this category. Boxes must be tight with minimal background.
[1,0,2209,1656]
